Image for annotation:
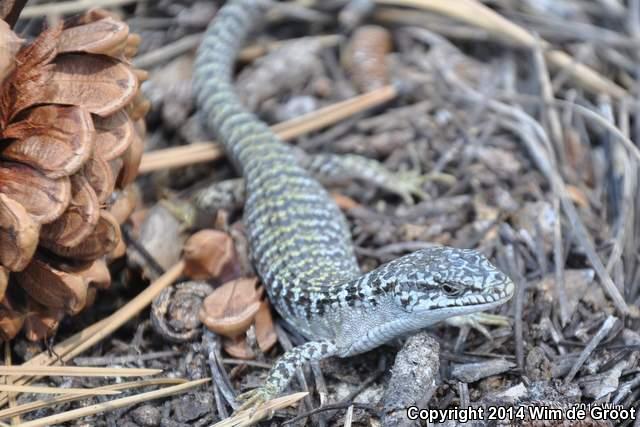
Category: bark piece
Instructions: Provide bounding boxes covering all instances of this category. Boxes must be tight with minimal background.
[382,333,440,427]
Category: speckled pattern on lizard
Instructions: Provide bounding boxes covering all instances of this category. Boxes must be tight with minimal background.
[192,0,515,411]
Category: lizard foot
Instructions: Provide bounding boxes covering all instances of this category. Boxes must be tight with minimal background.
[159,197,197,230]
[392,171,456,204]
[234,385,278,414]
[445,313,511,339]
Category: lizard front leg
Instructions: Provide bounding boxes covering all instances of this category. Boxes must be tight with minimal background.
[235,340,338,412]
[445,313,511,339]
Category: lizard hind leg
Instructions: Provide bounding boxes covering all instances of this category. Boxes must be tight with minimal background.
[298,151,432,204]
[234,339,339,413]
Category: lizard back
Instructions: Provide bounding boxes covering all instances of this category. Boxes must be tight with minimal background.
[192,0,360,331]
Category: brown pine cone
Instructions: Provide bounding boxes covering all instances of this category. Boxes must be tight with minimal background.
[0,9,149,341]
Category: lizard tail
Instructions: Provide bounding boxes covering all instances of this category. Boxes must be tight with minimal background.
[193,0,287,171]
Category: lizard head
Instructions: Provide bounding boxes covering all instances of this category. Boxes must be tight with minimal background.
[381,247,514,322]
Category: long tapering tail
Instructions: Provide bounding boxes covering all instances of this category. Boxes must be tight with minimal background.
[193,0,287,171]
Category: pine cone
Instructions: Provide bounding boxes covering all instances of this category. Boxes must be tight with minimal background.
[0,9,149,341]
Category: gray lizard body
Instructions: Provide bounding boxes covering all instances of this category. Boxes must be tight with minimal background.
[193,0,514,410]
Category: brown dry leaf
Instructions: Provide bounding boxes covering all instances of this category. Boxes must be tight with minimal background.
[255,300,277,353]
[0,161,71,224]
[199,277,263,338]
[116,120,144,187]
[93,110,134,161]
[0,194,39,271]
[23,300,64,341]
[15,257,88,314]
[1,105,94,178]
[47,53,137,117]
[81,154,115,204]
[41,174,100,248]
[183,229,239,281]
[0,297,24,341]
[223,335,255,359]
[43,210,121,260]
[58,17,129,56]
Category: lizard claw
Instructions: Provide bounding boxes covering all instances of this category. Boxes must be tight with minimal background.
[392,171,456,204]
[234,386,277,414]
[393,170,430,204]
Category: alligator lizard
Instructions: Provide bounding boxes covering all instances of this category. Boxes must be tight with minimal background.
[193,0,515,411]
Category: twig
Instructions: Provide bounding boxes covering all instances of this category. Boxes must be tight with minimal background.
[0,379,185,420]
[0,261,185,407]
[374,0,627,98]
[283,402,378,425]
[0,366,161,377]
[21,0,144,17]
[564,316,618,383]
[139,85,397,173]
[16,379,209,427]
[73,350,179,367]
[133,33,203,69]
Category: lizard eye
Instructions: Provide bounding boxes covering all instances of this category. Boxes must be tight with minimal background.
[442,284,463,297]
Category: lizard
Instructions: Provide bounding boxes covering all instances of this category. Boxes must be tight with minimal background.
[192,0,515,412]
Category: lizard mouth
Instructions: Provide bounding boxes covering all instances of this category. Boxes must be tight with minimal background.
[459,279,515,307]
